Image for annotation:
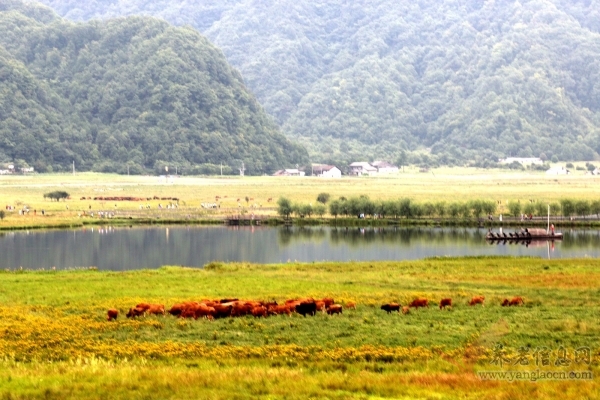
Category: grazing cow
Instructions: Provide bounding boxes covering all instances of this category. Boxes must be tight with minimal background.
[211,304,233,319]
[188,303,214,320]
[402,306,410,315]
[134,303,152,313]
[321,297,335,307]
[501,299,509,307]
[345,301,356,310]
[469,296,485,306]
[315,301,326,313]
[168,302,199,317]
[147,304,166,316]
[327,304,343,315]
[107,309,119,321]
[409,298,429,309]
[380,303,400,313]
[509,296,524,306]
[126,307,145,318]
[267,198,273,202]
[230,302,253,317]
[295,301,317,317]
[439,298,452,310]
[266,304,286,316]
[251,306,268,318]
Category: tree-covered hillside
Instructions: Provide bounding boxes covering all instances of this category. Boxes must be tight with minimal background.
[34,0,600,166]
[0,1,308,174]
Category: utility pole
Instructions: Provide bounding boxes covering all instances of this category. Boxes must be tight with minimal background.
[220,162,223,176]
[127,165,129,176]
[72,161,75,175]
[176,166,178,175]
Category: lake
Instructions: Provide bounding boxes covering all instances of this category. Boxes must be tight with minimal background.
[1,225,599,270]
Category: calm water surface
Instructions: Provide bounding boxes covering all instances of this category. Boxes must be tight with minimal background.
[1,226,599,270]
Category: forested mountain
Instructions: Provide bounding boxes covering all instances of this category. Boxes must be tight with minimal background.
[33,0,600,166]
[0,1,308,174]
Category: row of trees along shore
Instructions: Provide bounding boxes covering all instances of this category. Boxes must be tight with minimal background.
[277,196,600,220]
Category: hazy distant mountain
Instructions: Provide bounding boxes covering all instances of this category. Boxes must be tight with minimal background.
[24,0,600,165]
[0,1,308,174]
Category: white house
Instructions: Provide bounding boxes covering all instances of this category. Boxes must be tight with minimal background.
[349,162,378,176]
[499,157,543,166]
[592,168,599,176]
[273,169,305,177]
[371,161,399,174]
[313,165,341,178]
[546,166,570,175]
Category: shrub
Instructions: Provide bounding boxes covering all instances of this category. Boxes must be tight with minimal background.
[316,193,330,204]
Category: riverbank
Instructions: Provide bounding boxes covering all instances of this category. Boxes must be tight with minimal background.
[0,257,598,399]
[2,213,599,231]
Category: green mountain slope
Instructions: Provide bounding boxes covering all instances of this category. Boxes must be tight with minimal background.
[0,1,308,174]
[33,0,600,165]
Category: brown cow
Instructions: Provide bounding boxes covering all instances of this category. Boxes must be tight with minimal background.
[147,304,165,316]
[501,299,510,307]
[321,297,335,307]
[211,304,233,318]
[315,301,326,312]
[509,297,524,306]
[126,307,145,318]
[327,304,343,315]
[193,304,215,319]
[381,303,400,313]
[409,298,429,309]
[345,301,356,310]
[135,303,164,316]
[107,309,119,321]
[168,302,198,317]
[402,306,410,315]
[439,298,452,310]
[469,296,485,306]
[270,304,293,316]
[251,306,268,318]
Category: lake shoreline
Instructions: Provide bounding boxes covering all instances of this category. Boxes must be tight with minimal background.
[2,214,599,232]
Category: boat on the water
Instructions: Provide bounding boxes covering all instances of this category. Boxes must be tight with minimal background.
[486,228,563,241]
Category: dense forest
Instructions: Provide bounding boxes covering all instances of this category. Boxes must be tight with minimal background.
[33,0,600,166]
[0,1,308,174]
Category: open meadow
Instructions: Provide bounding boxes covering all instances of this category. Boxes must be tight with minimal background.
[0,257,599,399]
[1,166,599,229]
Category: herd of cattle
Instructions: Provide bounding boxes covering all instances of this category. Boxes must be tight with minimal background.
[106,295,524,321]
[79,196,179,201]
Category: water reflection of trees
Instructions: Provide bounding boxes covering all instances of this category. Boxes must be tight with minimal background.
[278,227,327,246]
[562,229,600,248]
[278,227,488,248]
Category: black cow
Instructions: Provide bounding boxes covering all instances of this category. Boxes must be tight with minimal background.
[295,301,317,317]
[380,303,400,313]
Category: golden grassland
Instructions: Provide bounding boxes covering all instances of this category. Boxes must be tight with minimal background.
[1,166,599,229]
[0,257,599,399]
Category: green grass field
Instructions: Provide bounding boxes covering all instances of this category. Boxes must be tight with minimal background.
[1,167,599,229]
[0,257,598,399]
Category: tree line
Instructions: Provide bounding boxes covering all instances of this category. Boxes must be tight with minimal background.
[277,196,600,220]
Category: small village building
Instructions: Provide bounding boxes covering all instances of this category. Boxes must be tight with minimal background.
[349,162,377,176]
[545,166,570,175]
[499,157,543,166]
[312,165,341,178]
[272,169,305,177]
[371,161,399,174]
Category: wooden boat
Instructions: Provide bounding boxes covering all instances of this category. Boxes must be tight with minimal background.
[486,228,562,241]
